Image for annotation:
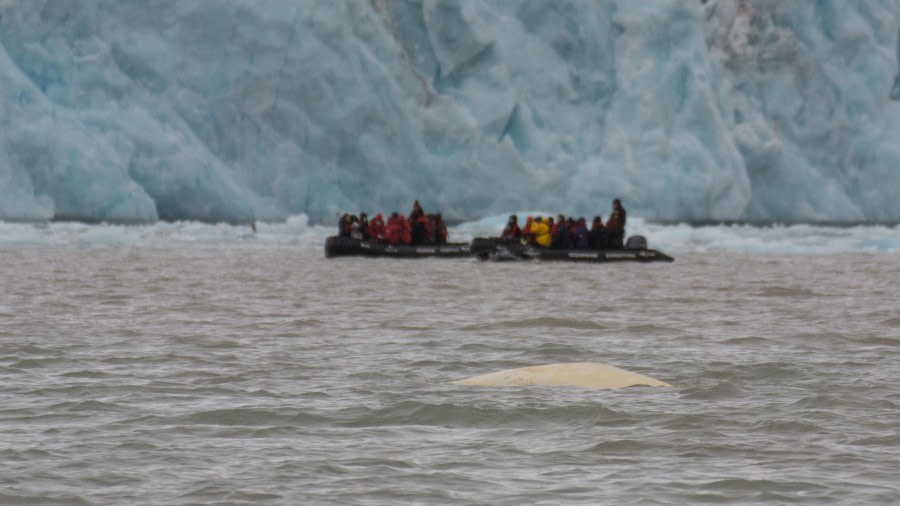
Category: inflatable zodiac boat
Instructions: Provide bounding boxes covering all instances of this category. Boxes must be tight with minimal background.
[325,235,673,262]
[469,236,674,262]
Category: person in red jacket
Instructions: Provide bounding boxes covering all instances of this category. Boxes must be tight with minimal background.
[501,215,521,242]
[385,213,403,245]
[369,213,386,242]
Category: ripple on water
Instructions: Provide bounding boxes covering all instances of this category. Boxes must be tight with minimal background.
[753,286,824,298]
[334,400,629,429]
[680,381,745,400]
[462,317,611,332]
[0,493,90,506]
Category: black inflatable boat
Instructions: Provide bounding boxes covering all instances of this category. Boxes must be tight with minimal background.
[325,236,471,258]
[469,236,674,262]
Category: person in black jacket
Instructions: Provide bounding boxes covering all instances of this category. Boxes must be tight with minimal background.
[606,199,627,249]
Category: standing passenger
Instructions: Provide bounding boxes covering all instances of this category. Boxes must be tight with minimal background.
[606,198,627,249]
[433,214,448,244]
[409,200,424,221]
[572,217,589,248]
[410,212,428,245]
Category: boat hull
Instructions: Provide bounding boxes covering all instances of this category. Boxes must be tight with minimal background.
[325,236,471,258]
[470,237,674,262]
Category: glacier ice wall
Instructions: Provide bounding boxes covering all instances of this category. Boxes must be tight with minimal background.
[1,0,898,224]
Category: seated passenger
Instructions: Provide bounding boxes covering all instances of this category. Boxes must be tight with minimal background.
[572,217,589,248]
[385,212,403,245]
[501,215,521,242]
[349,216,363,240]
[532,216,551,247]
[369,213,386,242]
[521,216,534,244]
[589,216,604,249]
[551,214,571,249]
[338,214,352,237]
[433,213,448,244]
[359,213,370,240]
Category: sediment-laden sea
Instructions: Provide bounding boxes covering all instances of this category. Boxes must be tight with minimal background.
[1,219,899,504]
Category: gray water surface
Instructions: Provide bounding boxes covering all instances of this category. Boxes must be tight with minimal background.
[2,243,899,504]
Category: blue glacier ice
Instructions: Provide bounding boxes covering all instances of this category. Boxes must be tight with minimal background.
[1,0,899,224]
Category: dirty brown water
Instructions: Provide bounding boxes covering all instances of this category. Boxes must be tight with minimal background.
[2,229,899,504]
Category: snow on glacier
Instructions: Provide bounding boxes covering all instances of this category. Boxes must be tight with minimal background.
[0,0,898,224]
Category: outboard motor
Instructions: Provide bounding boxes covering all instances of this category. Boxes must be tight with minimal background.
[625,235,647,250]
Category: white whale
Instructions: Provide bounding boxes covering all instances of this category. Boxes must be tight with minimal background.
[451,362,671,390]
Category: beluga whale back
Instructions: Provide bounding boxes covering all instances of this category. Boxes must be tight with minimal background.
[452,362,671,390]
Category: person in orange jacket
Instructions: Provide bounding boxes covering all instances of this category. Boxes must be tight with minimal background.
[521,216,534,244]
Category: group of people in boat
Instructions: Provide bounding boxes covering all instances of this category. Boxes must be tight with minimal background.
[339,198,628,250]
[338,200,449,245]
[500,199,627,249]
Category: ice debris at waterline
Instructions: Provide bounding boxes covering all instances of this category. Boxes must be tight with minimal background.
[452,363,671,390]
[2,1,900,225]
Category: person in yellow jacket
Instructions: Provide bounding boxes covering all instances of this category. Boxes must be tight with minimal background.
[531,216,551,247]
